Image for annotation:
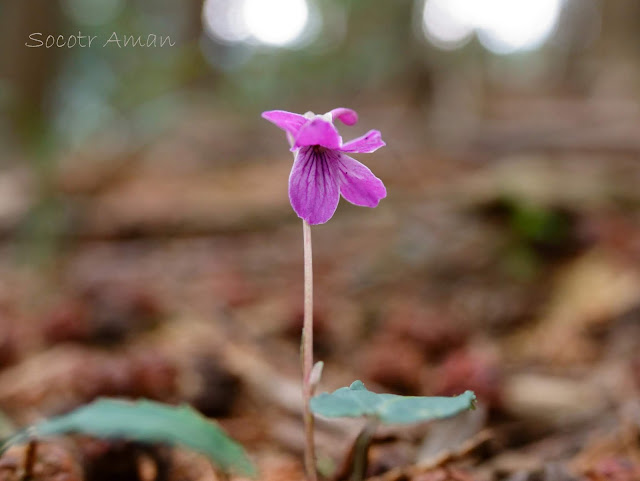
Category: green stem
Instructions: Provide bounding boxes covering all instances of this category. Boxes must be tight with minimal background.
[351,420,378,481]
[302,220,317,481]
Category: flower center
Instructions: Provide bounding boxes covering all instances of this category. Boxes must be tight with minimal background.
[312,145,327,154]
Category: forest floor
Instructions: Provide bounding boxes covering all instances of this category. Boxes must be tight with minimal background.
[1,115,640,481]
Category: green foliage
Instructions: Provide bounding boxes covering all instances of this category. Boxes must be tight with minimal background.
[0,410,14,440]
[2,398,256,477]
[311,381,476,424]
[509,202,571,246]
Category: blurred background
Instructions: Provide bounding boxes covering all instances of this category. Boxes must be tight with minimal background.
[1,1,640,480]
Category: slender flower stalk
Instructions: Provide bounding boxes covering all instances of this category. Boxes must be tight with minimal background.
[262,107,386,481]
[301,219,316,481]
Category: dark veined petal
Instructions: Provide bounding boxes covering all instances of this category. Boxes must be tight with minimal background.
[328,108,358,126]
[336,154,386,208]
[293,117,342,150]
[340,130,386,153]
[262,110,308,137]
[289,146,341,225]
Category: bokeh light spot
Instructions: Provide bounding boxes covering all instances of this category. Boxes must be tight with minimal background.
[477,0,563,54]
[421,0,564,54]
[243,0,309,47]
[422,0,474,50]
[202,0,250,44]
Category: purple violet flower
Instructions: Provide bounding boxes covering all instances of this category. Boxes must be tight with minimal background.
[262,108,387,225]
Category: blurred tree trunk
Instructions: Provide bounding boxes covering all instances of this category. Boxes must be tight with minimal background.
[598,1,640,56]
[594,1,640,97]
[0,0,62,151]
[177,0,222,89]
[183,0,205,42]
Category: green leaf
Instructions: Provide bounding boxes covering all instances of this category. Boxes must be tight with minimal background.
[2,398,255,477]
[311,381,476,424]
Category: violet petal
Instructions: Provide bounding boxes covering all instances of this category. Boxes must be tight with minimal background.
[262,110,308,137]
[336,154,386,208]
[293,117,342,151]
[340,130,385,154]
[289,146,341,224]
[328,108,358,126]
